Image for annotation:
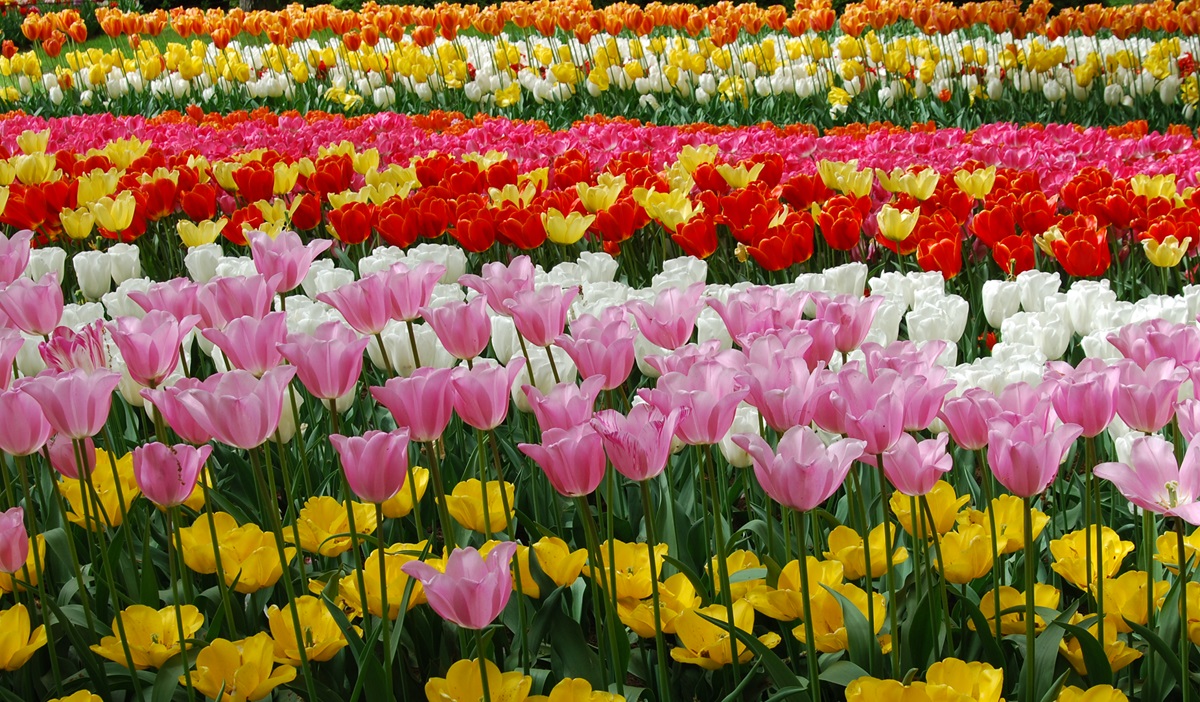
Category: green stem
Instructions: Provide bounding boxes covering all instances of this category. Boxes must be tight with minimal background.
[575,496,616,693]
[877,460,900,673]
[475,628,492,702]
[797,509,821,699]
[168,508,196,702]
[640,478,671,702]
[1181,517,1193,702]
[1024,496,1037,701]
[14,453,61,693]
[426,441,455,551]
[703,445,741,680]
[376,503,395,702]
[978,450,1004,640]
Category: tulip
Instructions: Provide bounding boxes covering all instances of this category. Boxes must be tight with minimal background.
[825,524,909,580]
[331,429,411,504]
[89,192,136,233]
[671,601,781,669]
[219,521,295,594]
[890,480,970,537]
[743,340,824,431]
[956,495,1050,553]
[285,496,376,557]
[620,572,702,637]
[277,321,370,402]
[933,524,1006,584]
[734,427,865,512]
[627,282,706,351]
[543,208,595,245]
[46,434,92,480]
[201,311,286,378]
[502,285,580,350]
[132,442,211,509]
[459,256,536,315]
[1095,436,1200,523]
[554,311,636,390]
[73,250,112,301]
[529,536,588,590]
[57,448,140,530]
[39,322,108,374]
[584,539,668,601]
[0,390,52,457]
[177,219,226,248]
[0,274,63,336]
[316,272,397,336]
[337,541,430,619]
[591,404,680,482]
[1041,359,1116,439]
[1056,686,1130,702]
[881,433,953,496]
[0,328,20,390]
[451,359,526,431]
[20,369,121,440]
[249,230,332,293]
[1114,358,1188,433]
[1050,527,1135,591]
[938,388,1001,450]
[0,508,28,576]
[814,369,905,455]
[402,542,518,630]
[521,376,603,432]
[974,584,1062,636]
[184,633,297,701]
[1060,614,1142,675]
[519,425,606,497]
[381,467,429,518]
[0,230,31,286]
[1102,571,1168,632]
[641,360,749,446]
[0,605,46,671]
[174,367,297,450]
[267,595,350,664]
[140,379,214,445]
[127,278,201,323]
[445,479,515,534]
[372,367,456,442]
[387,260,445,321]
[424,659,532,702]
[109,311,199,388]
[421,295,491,361]
[711,550,766,601]
[745,557,845,622]
[986,418,1082,498]
[91,605,203,669]
[1157,528,1200,574]
[815,294,883,354]
[876,204,919,243]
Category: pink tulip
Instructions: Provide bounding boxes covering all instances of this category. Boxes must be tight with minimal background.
[316,273,395,336]
[387,261,445,321]
[743,336,824,432]
[786,320,839,371]
[421,295,491,361]
[450,359,526,431]
[39,322,108,374]
[249,230,332,294]
[277,321,370,401]
[196,275,279,330]
[643,339,745,377]
[997,381,1054,416]
[897,374,955,432]
[0,507,28,574]
[638,360,749,446]
[0,389,52,456]
[330,429,410,504]
[371,367,457,443]
[938,388,1001,451]
[1115,358,1188,433]
[815,369,905,455]
[554,310,635,390]
[1108,319,1200,369]
[591,404,680,482]
[174,367,297,450]
[110,311,200,388]
[707,287,809,345]
[861,340,948,380]
[140,378,215,446]
[0,327,23,390]
[20,369,121,440]
[127,278,201,322]
[519,425,607,497]
[201,312,287,378]
[132,442,212,508]
[626,282,706,350]
[1095,435,1200,523]
[1178,399,1200,443]
[1045,358,1119,438]
[459,256,536,316]
[732,427,866,512]
[814,294,883,354]
[0,274,63,337]
[0,230,32,287]
[881,433,953,496]
[986,418,1082,498]
[522,376,604,433]
[46,434,93,479]
[503,286,579,348]
[401,542,518,630]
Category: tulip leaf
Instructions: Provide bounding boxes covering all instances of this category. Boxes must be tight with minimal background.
[818,660,871,687]
[694,610,809,699]
[661,555,709,606]
[823,584,884,676]
[1037,671,1071,702]
[40,597,110,692]
[1127,618,1182,678]
[152,651,188,702]
[899,588,938,673]
[1059,622,1113,687]
[549,608,604,687]
[1026,605,1077,701]
[953,592,1005,669]
[729,567,768,584]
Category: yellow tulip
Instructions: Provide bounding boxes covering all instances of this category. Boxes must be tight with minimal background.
[267,595,350,664]
[817,160,873,198]
[58,449,140,531]
[285,495,377,557]
[824,524,908,580]
[584,540,668,601]
[0,534,44,594]
[425,658,532,702]
[1057,685,1130,702]
[530,536,588,589]
[1050,526,1134,591]
[76,169,119,205]
[15,129,49,155]
[677,145,718,175]
[381,466,429,518]
[273,162,300,195]
[445,479,515,534]
[715,162,765,190]
[89,191,137,233]
[0,186,7,215]
[576,177,624,213]
[1156,526,1200,574]
[1102,571,1168,632]
[481,539,540,596]
[0,605,46,670]
[793,582,885,653]
[47,691,102,702]
[1143,236,1192,267]
[1060,614,1142,675]
[91,605,203,669]
[891,480,970,537]
[957,495,1050,553]
[179,512,238,575]
[213,161,241,191]
[14,153,55,185]
[636,188,702,233]
[543,208,596,246]
[926,657,1004,701]
[974,585,1061,635]
[711,549,765,601]
[876,204,920,243]
[528,678,625,702]
[353,149,380,175]
[185,633,296,702]
[954,166,997,199]
[934,524,1008,584]
[746,557,844,622]
[60,207,96,240]
[618,572,701,638]
[489,183,537,209]
[220,522,296,594]
[338,541,431,620]
[1131,173,1177,200]
[671,600,781,669]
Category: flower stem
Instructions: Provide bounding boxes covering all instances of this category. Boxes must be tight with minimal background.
[425,440,455,551]
[168,508,196,702]
[1024,496,1037,701]
[640,478,671,702]
[1180,517,1193,702]
[796,509,821,699]
[475,628,492,702]
[977,450,1004,640]
[575,495,616,693]
[702,445,741,681]
[376,502,395,702]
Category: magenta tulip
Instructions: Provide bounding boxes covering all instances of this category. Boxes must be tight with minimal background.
[554,310,635,390]
[386,261,445,321]
[626,282,706,350]
[201,312,287,377]
[196,274,279,330]
[278,321,370,401]
[132,442,212,508]
[316,273,395,336]
[371,367,456,443]
[522,376,604,433]
[39,322,108,375]
[519,425,607,497]
[1095,435,1200,523]
[459,256,536,316]
[401,542,518,630]
[249,230,332,294]
[20,369,121,440]
[881,433,953,496]
[0,389,52,456]
[0,273,63,337]
[639,360,749,446]
[591,404,680,482]
[1115,358,1188,433]
[450,359,526,431]
[127,278,201,323]
[503,286,579,348]
[421,295,492,362]
[330,429,410,504]
[140,378,214,445]
[174,366,297,449]
[733,427,866,512]
[986,418,1083,498]
[1045,358,1119,438]
[110,311,200,388]
[0,507,28,574]
[0,230,32,287]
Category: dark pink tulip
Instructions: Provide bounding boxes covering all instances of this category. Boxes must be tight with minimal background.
[174,367,297,450]
[196,275,279,330]
[732,427,865,512]
[20,369,121,440]
[814,294,883,354]
[450,359,526,431]
[1108,319,1200,369]
[39,322,108,375]
[421,295,491,361]
[132,442,211,508]
[201,312,287,378]
[555,310,635,390]
[1115,358,1188,433]
[110,311,200,388]
[1045,358,1119,438]
[0,389,52,456]
[881,433,953,497]
[743,335,824,432]
[897,374,955,432]
[643,339,745,377]
[278,321,370,401]
[140,378,214,445]
[504,286,579,348]
[627,282,706,350]
[0,274,63,337]
[0,230,32,287]
[986,418,1082,498]
[0,327,23,390]
[522,376,604,433]
[401,542,518,630]
[1096,435,1200,523]
[46,434,93,479]
[330,428,410,504]
[938,388,1001,451]
[519,425,607,497]
[0,507,28,574]
[371,367,456,443]
[316,273,395,336]
[387,261,445,321]
[591,404,680,482]
[127,278,201,322]
[638,360,749,446]
[459,256,536,316]
[249,230,332,294]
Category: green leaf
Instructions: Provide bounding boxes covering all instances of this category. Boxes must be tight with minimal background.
[1037,671,1071,702]
[1060,622,1113,687]
[824,584,883,676]
[820,660,871,687]
[151,652,185,702]
[549,608,603,687]
[695,610,807,699]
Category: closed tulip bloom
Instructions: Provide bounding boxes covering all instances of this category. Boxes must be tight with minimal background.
[1108,318,1200,369]
[934,524,1006,584]
[278,321,370,401]
[0,508,27,575]
[815,294,883,354]
[522,376,604,432]
[939,388,1002,450]
[73,250,111,301]
[174,367,297,450]
[0,605,46,671]
[744,342,824,431]
[591,403,681,482]
[201,312,286,378]
[249,230,332,294]
[627,282,707,351]
[897,373,955,432]
[196,275,279,331]
[817,369,906,455]
[504,286,579,348]
[986,418,1082,498]
[825,524,909,580]
[519,425,607,497]
[185,633,296,702]
[554,312,636,390]
[882,433,953,496]
[640,360,750,445]
[39,322,108,375]
[386,261,445,321]
[20,369,121,440]
[110,311,199,388]
[1095,435,1200,523]
[0,328,21,390]
[140,378,214,445]
[402,542,518,630]
[330,429,410,504]
[459,255,536,316]
[451,359,526,431]
[315,273,395,336]
[0,390,51,457]
[127,278,201,323]
[1046,358,1119,437]
[0,229,31,286]
[46,434,93,480]
[421,295,491,361]
[371,367,456,442]
[0,273,63,336]
[132,442,211,509]
[1115,358,1188,433]
[733,427,866,512]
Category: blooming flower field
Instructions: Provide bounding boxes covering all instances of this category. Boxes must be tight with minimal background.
[3,0,1200,701]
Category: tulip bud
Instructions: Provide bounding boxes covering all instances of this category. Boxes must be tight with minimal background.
[982,280,1021,328]
[73,250,112,301]
[107,243,141,285]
